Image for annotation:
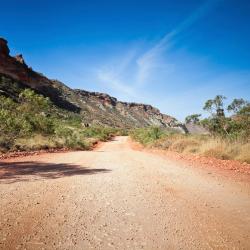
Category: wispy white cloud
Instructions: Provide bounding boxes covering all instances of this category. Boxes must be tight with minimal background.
[95,48,138,98]
[136,0,221,86]
[95,0,225,105]
[97,68,137,98]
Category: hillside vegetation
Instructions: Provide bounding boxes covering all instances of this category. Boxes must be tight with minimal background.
[0,89,125,153]
[131,96,250,163]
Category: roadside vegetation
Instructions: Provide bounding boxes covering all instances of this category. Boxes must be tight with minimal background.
[0,89,125,153]
[131,95,250,164]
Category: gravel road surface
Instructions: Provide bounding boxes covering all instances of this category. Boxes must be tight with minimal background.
[1,136,250,249]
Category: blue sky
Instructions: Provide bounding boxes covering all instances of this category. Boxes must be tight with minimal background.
[1,0,250,121]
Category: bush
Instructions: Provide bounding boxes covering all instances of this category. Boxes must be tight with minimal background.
[130,126,176,146]
[0,89,117,153]
[82,126,115,141]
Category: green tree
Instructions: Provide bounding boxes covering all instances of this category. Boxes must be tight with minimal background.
[227,98,249,114]
[185,114,201,124]
[203,95,226,117]
[202,95,228,136]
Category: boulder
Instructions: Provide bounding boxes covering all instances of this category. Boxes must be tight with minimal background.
[14,54,27,65]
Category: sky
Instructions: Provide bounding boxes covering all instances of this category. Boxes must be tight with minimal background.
[1,0,250,121]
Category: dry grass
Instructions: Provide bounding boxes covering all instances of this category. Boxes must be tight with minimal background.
[235,144,250,163]
[152,134,250,164]
[13,134,61,151]
[12,134,92,151]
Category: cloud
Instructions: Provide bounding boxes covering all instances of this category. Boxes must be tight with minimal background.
[136,0,221,86]
[97,68,136,98]
[96,49,139,99]
[95,0,223,102]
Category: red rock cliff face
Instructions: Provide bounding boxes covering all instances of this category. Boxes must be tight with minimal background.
[0,38,184,129]
[0,38,80,112]
[0,38,10,55]
[0,38,31,82]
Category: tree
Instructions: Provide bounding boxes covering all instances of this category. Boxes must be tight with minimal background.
[227,98,249,114]
[203,95,226,117]
[185,114,201,124]
[202,95,228,135]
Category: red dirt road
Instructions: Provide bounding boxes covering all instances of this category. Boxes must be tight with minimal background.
[0,136,250,249]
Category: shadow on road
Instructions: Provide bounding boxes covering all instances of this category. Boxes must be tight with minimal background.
[0,161,111,184]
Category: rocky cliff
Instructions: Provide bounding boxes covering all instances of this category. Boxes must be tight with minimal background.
[0,38,184,130]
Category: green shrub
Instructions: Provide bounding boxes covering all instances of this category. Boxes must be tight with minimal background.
[130,126,167,145]
[0,89,121,153]
[82,126,115,141]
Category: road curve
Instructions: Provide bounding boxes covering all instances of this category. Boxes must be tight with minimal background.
[0,136,250,249]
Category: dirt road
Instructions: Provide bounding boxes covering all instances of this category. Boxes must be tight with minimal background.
[1,136,250,249]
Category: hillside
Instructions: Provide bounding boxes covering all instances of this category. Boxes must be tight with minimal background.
[0,38,184,130]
